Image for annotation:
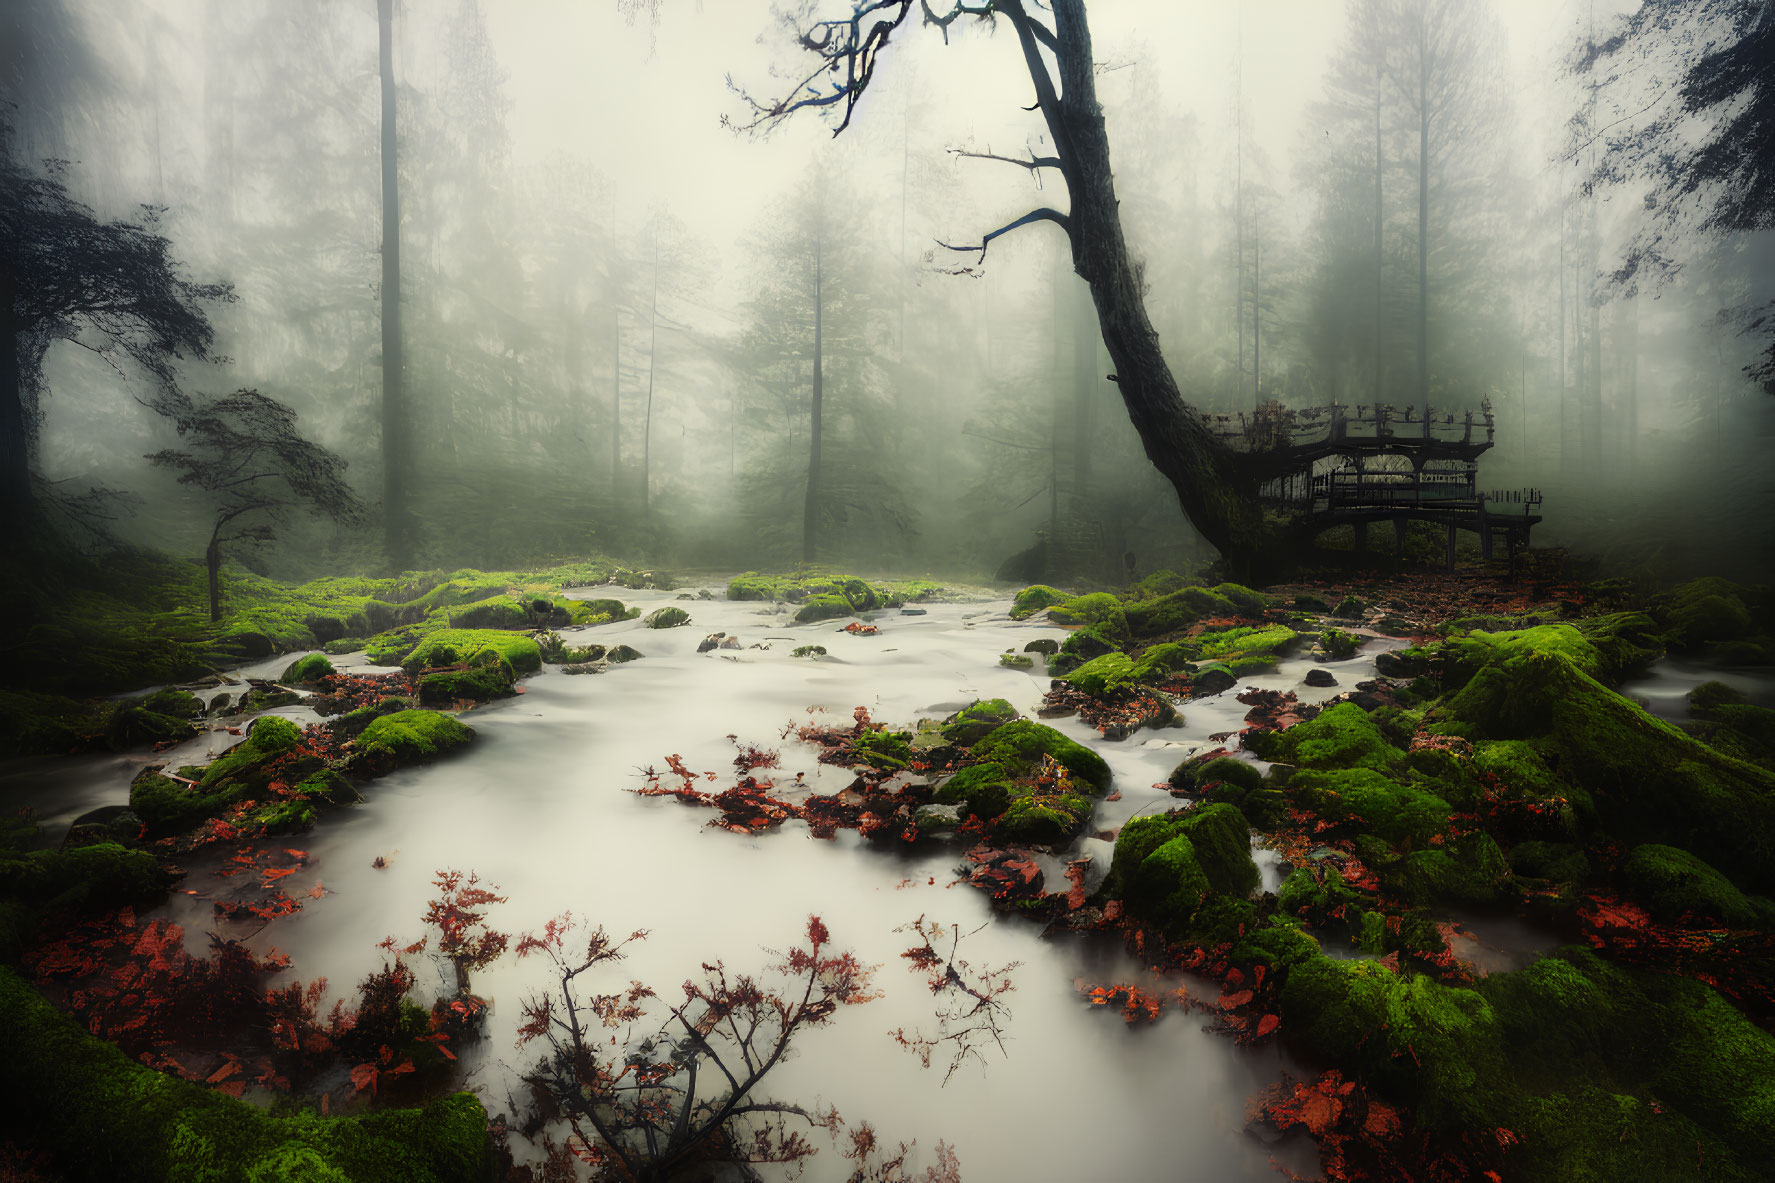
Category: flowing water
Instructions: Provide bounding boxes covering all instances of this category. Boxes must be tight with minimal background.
[13,587,1420,1180]
[1617,658,1775,722]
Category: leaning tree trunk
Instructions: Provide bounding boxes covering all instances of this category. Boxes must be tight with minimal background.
[1019,1,1280,580]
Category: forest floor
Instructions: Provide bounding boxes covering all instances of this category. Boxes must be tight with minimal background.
[1,550,1773,1181]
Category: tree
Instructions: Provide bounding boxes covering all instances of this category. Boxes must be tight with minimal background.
[0,127,233,521]
[514,913,958,1182]
[146,388,367,621]
[1575,0,1775,394]
[377,0,409,568]
[734,1,1300,577]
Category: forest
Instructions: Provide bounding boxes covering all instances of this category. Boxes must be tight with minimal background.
[1,0,1772,1180]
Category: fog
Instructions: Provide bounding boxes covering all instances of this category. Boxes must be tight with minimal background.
[7,0,1771,582]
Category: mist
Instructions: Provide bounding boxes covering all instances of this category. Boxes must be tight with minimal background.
[5,0,1766,585]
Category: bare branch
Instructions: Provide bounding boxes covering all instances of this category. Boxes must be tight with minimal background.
[935,206,1070,271]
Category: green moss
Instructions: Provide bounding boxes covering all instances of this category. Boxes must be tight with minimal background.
[445,595,532,630]
[1620,844,1758,927]
[644,606,691,629]
[401,630,542,676]
[1277,865,1367,926]
[0,843,173,913]
[1291,767,1452,847]
[994,793,1093,845]
[330,697,411,738]
[1061,652,1139,697]
[129,767,244,832]
[1009,584,1068,619]
[1194,757,1263,795]
[793,594,854,623]
[1447,649,1775,894]
[848,729,912,771]
[934,763,1012,820]
[1047,624,1119,676]
[104,706,199,750]
[353,710,474,772]
[1193,623,1299,665]
[970,719,1111,792]
[1383,834,1511,905]
[0,966,491,1181]
[791,644,826,658]
[1250,702,1405,772]
[1048,592,1129,637]
[1129,569,1188,600]
[280,653,335,684]
[1333,596,1366,618]
[1125,585,1237,638]
[1101,805,1259,934]
[1319,629,1362,660]
[1128,642,1193,682]
[998,653,1034,668]
[200,716,303,790]
[142,689,203,719]
[293,769,361,806]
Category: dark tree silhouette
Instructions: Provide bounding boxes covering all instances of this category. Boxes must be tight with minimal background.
[146,389,366,622]
[732,0,1297,578]
[514,914,960,1182]
[0,126,233,521]
[1576,0,1775,392]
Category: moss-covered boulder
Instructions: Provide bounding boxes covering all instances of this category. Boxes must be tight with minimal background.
[933,762,1014,820]
[645,606,691,629]
[847,729,912,771]
[1047,624,1119,676]
[141,689,203,719]
[995,791,1096,846]
[1009,585,1068,619]
[941,699,1019,746]
[1100,804,1259,935]
[1246,701,1405,772]
[1620,844,1762,927]
[401,630,542,676]
[1290,768,1452,848]
[1125,585,1237,638]
[0,843,173,914]
[1048,592,1129,637]
[352,710,474,774]
[793,594,855,623]
[281,653,336,684]
[418,648,515,705]
[970,719,1111,793]
[104,706,199,751]
[1061,652,1139,697]
[1446,649,1775,895]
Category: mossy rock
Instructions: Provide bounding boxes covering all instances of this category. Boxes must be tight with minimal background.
[1318,629,1362,661]
[1062,652,1139,697]
[645,606,691,629]
[281,653,336,684]
[0,843,174,913]
[1009,585,1068,619]
[999,653,1034,668]
[933,762,1013,820]
[1690,681,1746,712]
[1125,586,1237,638]
[1101,804,1259,935]
[1446,649,1775,895]
[1508,840,1591,886]
[1247,702,1405,772]
[401,630,541,676]
[848,729,912,771]
[353,710,475,774]
[1193,623,1300,667]
[1382,833,1511,905]
[329,696,412,738]
[293,769,362,807]
[606,644,644,663]
[793,594,855,623]
[791,644,827,658]
[1048,592,1129,637]
[942,699,1018,746]
[251,799,318,834]
[129,767,244,833]
[446,596,534,630]
[142,689,203,719]
[1277,865,1368,927]
[1332,596,1366,618]
[104,707,199,751]
[1129,642,1193,682]
[994,792,1094,846]
[1290,768,1452,848]
[1047,625,1119,676]
[418,649,515,705]
[1023,638,1060,656]
[200,716,305,791]
[0,966,492,1182]
[1193,756,1263,795]
[970,719,1111,792]
[1620,844,1760,927]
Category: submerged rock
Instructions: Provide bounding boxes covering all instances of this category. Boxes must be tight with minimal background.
[1304,668,1338,688]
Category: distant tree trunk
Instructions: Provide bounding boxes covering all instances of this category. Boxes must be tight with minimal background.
[1253,222,1262,404]
[1234,63,1245,408]
[1558,201,1568,465]
[378,0,408,570]
[802,235,822,563]
[1049,250,1064,541]
[1622,295,1638,466]
[0,265,28,519]
[1374,59,1385,413]
[610,302,622,502]
[1416,0,1430,422]
[1018,1,1274,578]
[205,533,222,622]
[642,227,660,521]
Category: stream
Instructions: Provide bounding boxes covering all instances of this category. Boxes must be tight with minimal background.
[11,587,1420,1181]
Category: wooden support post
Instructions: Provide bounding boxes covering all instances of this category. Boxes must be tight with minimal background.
[1478,495,1493,560]
[1445,522,1457,572]
[1394,516,1408,558]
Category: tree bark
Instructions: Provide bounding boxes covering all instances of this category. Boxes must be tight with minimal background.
[206,534,222,623]
[378,0,407,570]
[0,265,28,520]
[1015,1,1276,580]
[802,235,823,564]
